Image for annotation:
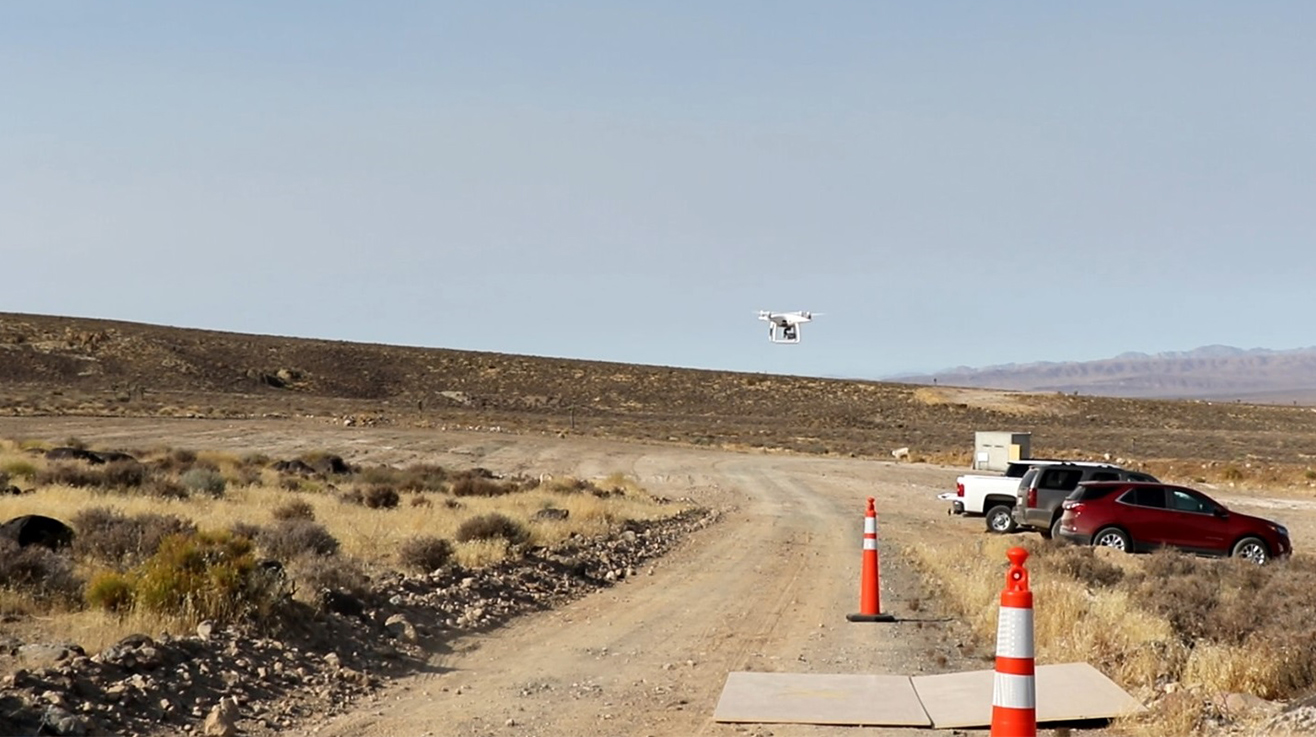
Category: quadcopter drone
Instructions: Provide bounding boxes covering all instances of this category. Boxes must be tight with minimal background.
[757,310,819,344]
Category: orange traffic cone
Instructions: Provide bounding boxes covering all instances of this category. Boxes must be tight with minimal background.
[991,547,1036,736]
[846,497,895,623]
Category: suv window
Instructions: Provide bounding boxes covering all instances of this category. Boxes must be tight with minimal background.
[1019,468,1039,489]
[1129,473,1158,483]
[1168,488,1215,515]
[1119,486,1166,508]
[1089,470,1120,482]
[1005,462,1049,478]
[1070,484,1122,501]
[1038,467,1083,491]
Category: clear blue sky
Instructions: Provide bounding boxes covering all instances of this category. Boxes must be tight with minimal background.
[3,2,1313,378]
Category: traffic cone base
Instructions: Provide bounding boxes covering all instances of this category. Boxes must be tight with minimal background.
[848,497,896,623]
[845,612,896,622]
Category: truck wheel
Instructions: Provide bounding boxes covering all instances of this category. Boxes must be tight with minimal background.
[985,505,1016,534]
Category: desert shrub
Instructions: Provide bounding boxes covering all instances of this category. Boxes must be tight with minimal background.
[35,463,103,488]
[85,571,134,613]
[355,465,404,487]
[229,521,264,541]
[1221,464,1245,481]
[398,535,455,572]
[289,554,369,599]
[338,488,365,506]
[64,437,88,451]
[180,467,226,497]
[0,470,7,487]
[272,499,316,521]
[257,519,340,560]
[410,495,432,508]
[239,452,271,467]
[141,477,189,499]
[1121,550,1314,649]
[455,513,529,545]
[364,485,400,509]
[0,538,82,603]
[132,531,262,621]
[1,460,37,480]
[100,460,147,489]
[398,463,448,493]
[229,466,263,487]
[72,507,198,567]
[1039,545,1124,588]
[170,448,197,464]
[451,476,512,497]
[279,477,302,492]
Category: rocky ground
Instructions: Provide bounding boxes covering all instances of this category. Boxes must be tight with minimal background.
[0,507,718,736]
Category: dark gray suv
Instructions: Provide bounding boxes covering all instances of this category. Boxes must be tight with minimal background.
[1012,463,1159,538]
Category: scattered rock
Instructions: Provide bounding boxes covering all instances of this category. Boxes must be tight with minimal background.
[384,615,418,643]
[202,697,239,737]
[533,507,570,521]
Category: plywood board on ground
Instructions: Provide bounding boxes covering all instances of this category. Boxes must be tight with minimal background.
[713,672,931,726]
[912,662,1145,729]
[713,663,1143,729]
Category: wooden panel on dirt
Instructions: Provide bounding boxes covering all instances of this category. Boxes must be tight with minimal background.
[912,662,1145,729]
[713,671,931,726]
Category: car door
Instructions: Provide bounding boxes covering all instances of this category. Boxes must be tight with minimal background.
[1031,467,1084,526]
[1165,487,1231,554]
[1115,486,1174,549]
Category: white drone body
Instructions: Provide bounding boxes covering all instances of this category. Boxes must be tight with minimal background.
[757,310,818,344]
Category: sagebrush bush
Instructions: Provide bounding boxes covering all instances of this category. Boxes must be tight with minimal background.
[180,467,226,497]
[364,485,399,509]
[398,535,455,572]
[141,477,189,499]
[290,554,369,599]
[257,519,340,560]
[272,499,316,521]
[0,538,82,604]
[230,521,264,542]
[451,476,511,498]
[131,531,264,622]
[85,571,134,613]
[36,463,103,488]
[72,507,198,567]
[100,460,147,489]
[399,463,448,493]
[226,466,263,488]
[1040,544,1124,588]
[455,513,529,545]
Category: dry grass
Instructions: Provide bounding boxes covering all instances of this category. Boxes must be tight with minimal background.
[908,537,1316,735]
[0,439,688,654]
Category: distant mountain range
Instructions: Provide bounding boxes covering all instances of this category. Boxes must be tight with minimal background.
[890,345,1316,404]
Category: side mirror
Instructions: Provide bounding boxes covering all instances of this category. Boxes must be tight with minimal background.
[1214,507,1229,519]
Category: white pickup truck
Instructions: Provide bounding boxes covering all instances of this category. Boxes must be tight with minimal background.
[938,460,1066,533]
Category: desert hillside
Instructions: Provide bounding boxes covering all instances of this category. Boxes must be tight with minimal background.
[4,312,1316,464]
[894,345,1316,404]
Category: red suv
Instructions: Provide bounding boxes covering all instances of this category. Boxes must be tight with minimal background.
[1057,481,1292,564]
